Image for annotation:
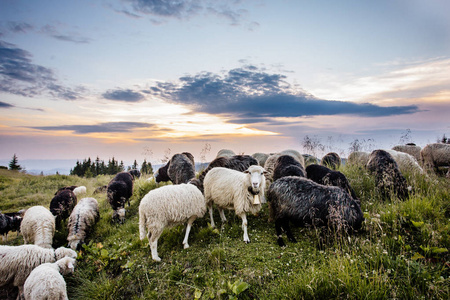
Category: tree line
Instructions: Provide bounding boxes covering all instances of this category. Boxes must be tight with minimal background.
[70,157,153,177]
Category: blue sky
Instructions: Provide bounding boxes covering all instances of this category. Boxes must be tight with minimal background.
[0,0,449,168]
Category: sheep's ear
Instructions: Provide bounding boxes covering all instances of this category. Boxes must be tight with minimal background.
[244,170,250,174]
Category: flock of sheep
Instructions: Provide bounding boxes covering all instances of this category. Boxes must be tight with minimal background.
[0,142,449,299]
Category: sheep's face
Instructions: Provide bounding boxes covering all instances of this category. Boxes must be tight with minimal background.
[117,208,126,223]
[245,166,267,194]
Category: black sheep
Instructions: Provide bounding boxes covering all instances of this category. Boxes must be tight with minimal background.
[50,189,77,226]
[107,172,134,223]
[0,211,23,241]
[129,169,141,179]
[54,185,77,195]
[321,152,341,170]
[167,153,196,184]
[155,152,195,184]
[306,164,359,203]
[272,155,306,182]
[366,149,409,201]
[268,176,364,247]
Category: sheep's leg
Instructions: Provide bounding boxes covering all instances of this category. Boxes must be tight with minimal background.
[2,234,6,242]
[239,212,250,243]
[219,209,227,223]
[275,218,286,247]
[208,203,216,228]
[148,228,163,262]
[182,216,197,249]
[283,219,297,243]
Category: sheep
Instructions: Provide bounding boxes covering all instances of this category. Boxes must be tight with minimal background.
[67,197,100,250]
[139,180,206,261]
[216,149,236,158]
[129,169,141,179]
[420,143,450,174]
[264,151,306,187]
[385,149,425,176]
[107,171,134,223]
[306,164,359,203]
[154,161,170,184]
[321,152,341,170]
[204,165,266,243]
[392,144,421,162]
[272,155,306,182]
[302,154,320,167]
[279,149,305,168]
[0,211,24,242]
[93,185,107,194]
[252,152,270,167]
[347,151,370,167]
[366,149,409,200]
[50,189,77,227]
[268,176,364,247]
[0,245,77,298]
[23,256,76,300]
[20,206,55,248]
[72,185,87,196]
[54,186,77,195]
[167,153,196,184]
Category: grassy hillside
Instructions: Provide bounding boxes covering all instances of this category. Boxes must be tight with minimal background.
[0,167,449,299]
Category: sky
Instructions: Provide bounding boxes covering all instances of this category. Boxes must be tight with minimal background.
[1,0,449,171]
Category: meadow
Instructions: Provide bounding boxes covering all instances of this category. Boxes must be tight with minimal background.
[0,163,448,299]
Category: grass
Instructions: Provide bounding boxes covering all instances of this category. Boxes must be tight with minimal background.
[0,166,449,299]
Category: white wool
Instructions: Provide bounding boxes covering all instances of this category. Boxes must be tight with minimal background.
[23,256,76,300]
[0,245,77,295]
[67,198,99,250]
[386,149,425,175]
[264,153,281,185]
[20,206,55,248]
[204,165,266,243]
[72,185,87,196]
[392,145,421,162]
[420,143,450,171]
[139,183,206,261]
[347,151,370,167]
[215,149,236,158]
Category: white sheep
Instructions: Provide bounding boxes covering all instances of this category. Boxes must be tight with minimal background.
[67,197,100,250]
[347,151,370,167]
[20,206,55,248]
[72,185,87,196]
[392,144,421,162]
[23,256,76,300]
[204,165,266,243]
[386,149,425,176]
[139,181,206,261]
[216,149,236,158]
[420,143,450,173]
[0,245,77,298]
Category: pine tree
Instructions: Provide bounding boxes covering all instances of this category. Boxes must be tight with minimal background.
[9,154,22,171]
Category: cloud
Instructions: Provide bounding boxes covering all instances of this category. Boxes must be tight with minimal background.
[0,101,14,108]
[30,122,156,134]
[41,25,92,44]
[0,40,85,99]
[123,0,201,18]
[102,89,145,102]
[149,66,419,121]
[6,22,34,34]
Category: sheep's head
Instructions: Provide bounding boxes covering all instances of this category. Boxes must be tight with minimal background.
[57,257,77,275]
[112,207,126,224]
[245,165,267,196]
[55,247,78,260]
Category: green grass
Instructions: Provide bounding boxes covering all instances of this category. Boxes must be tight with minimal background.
[0,167,449,299]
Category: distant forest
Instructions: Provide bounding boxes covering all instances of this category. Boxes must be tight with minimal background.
[70,157,153,177]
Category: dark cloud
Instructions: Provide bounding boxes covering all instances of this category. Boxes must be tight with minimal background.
[0,40,84,99]
[124,0,201,18]
[149,66,420,120]
[102,89,145,102]
[0,101,14,108]
[30,122,155,134]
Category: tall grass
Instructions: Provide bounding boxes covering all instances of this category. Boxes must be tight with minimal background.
[0,167,448,299]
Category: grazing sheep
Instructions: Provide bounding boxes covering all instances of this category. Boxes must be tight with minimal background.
[198,155,258,192]
[306,164,359,203]
[93,185,107,194]
[167,153,196,184]
[252,152,270,167]
[272,155,306,182]
[23,256,76,300]
[386,149,425,176]
[139,181,206,261]
[279,149,305,168]
[72,185,87,196]
[420,143,450,174]
[67,198,100,250]
[204,165,266,243]
[21,206,55,248]
[0,211,24,242]
[54,185,77,195]
[0,245,77,298]
[321,152,341,170]
[392,144,421,162]
[154,161,171,184]
[347,151,370,167]
[367,150,409,200]
[216,149,236,158]
[50,189,77,227]
[107,172,134,223]
[263,153,282,185]
[302,154,320,167]
[129,169,141,179]
[268,176,364,247]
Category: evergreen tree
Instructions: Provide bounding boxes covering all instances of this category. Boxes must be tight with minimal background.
[9,154,22,171]
[132,160,138,170]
